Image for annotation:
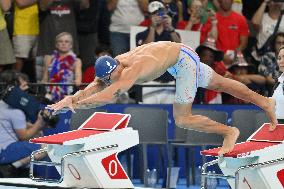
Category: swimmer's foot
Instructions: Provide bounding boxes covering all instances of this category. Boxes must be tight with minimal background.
[266,98,277,131]
[218,127,240,156]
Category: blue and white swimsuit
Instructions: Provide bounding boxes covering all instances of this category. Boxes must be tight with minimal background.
[167,45,213,104]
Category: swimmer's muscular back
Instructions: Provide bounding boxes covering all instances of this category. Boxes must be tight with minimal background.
[116,42,181,83]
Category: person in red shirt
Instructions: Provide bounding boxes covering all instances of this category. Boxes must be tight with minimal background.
[82,45,112,83]
[202,0,249,67]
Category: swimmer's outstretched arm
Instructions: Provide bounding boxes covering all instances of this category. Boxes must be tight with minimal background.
[47,78,106,112]
[76,78,136,107]
[72,78,106,103]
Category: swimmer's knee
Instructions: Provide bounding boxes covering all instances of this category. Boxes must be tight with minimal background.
[174,114,194,128]
[174,114,211,128]
[174,115,185,127]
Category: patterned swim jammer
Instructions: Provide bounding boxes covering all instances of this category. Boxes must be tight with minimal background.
[167,45,213,104]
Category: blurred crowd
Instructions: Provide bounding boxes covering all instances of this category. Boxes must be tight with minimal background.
[0,0,284,104]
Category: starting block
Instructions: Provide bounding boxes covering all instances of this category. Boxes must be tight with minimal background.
[201,123,284,189]
[29,112,139,188]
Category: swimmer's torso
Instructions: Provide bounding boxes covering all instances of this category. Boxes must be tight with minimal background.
[116,41,181,83]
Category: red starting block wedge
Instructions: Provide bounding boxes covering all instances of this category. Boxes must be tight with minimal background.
[30,130,105,145]
[249,123,284,142]
[29,112,139,188]
[200,123,284,189]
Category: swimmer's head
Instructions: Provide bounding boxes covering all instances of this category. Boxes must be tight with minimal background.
[95,55,118,85]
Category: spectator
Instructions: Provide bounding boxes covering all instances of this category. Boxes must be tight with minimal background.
[0,0,15,70]
[36,0,88,84]
[0,71,46,177]
[251,0,284,62]
[258,32,284,96]
[37,0,89,57]
[140,0,183,27]
[203,0,249,68]
[177,0,218,42]
[136,1,181,47]
[223,53,266,103]
[12,0,39,73]
[42,32,82,102]
[82,44,113,83]
[76,0,100,71]
[108,0,148,56]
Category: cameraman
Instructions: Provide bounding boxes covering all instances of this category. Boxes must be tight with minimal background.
[0,71,46,177]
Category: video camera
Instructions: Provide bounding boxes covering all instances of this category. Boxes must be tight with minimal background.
[2,86,59,128]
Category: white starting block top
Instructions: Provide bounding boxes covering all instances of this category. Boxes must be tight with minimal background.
[201,123,284,189]
[29,112,139,189]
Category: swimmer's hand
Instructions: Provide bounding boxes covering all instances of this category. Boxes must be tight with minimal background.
[46,96,76,115]
[45,107,71,115]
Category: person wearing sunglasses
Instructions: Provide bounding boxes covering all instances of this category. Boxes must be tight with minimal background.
[272,45,284,123]
[48,41,278,156]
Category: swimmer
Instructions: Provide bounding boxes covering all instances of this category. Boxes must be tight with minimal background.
[47,41,277,155]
